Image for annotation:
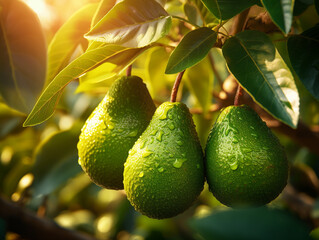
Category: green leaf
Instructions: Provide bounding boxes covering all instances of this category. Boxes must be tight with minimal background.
[31,122,83,196]
[288,24,319,100]
[91,0,117,28]
[85,0,172,48]
[200,0,259,20]
[189,207,312,240]
[46,3,98,85]
[165,28,217,74]
[222,30,299,128]
[77,46,149,93]
[262,0,294,34]
[293,0,314,16]
[23,45,147,126]
[184,0,219,27]
[0,1,46,113]
[185,57,213,113]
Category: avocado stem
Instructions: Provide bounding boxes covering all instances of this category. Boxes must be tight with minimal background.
[170,70,185,102]
[126,65,132,77]
[234,84,243,106]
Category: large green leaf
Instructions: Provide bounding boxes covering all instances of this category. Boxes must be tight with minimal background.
[46,3,98,85]
[31,123,82,196]
[77,46,147,93]
[0,1,46,113]
[200,0,259,20]
[190,207,312,240]
[287,24,319,100]
[222,30,299,128]
[166,27,217,74]
[90,0,117,28]
[85,0,172,48]
[262,0,294,34]
[23,45,147,126]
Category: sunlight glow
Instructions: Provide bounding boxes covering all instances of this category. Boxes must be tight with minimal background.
[23,0,56,28]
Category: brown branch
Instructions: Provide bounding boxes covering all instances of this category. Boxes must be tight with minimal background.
[246,11,280,34]
[126,65,132,77]
[170,70,185,103]
[234,85,243,106]
[0,195,96,240]
[229,8,251,35]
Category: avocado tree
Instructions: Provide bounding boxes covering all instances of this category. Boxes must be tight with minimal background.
[1,0,319,239]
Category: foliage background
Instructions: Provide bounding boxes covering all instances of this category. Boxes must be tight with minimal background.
[0,0,319,239]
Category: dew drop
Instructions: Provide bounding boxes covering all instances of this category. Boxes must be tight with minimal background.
[168,123,175,130]
[149,138,154,144]
[140,141,145,149]
[142,148,153,158]
[225,127,231,136]
[250,126,255,130]
[150,129,157,136]
[232,137,239,144]
[242,147,252,153]
[196,164,200,169]
[155,163,159,168]
[139,171,144,177]
[176,140,183,146]
[169,153,174,158]
[118,129,124,133]
[158,167,164,173]
[157,131,164,142]
[107,122,114,130]
[173,158,187,168]
[229,161,238,171]
[251,133,258,138]
[128,130,138,137]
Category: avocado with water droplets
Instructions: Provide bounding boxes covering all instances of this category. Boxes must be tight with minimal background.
[124,102,205,219]
[77,76,156,190]
[205,105,288,207]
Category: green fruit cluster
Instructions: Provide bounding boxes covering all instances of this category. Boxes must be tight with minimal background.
[77,76,288,219]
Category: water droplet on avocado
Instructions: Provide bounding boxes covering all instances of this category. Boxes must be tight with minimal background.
[173,158,187,168]
[128,130,138,137]
[140,141,145,149]
[169,154,174,158]
[242,147,252,153]
[142,148,153,158]
[251,133,258,138]
[139,171,144,177]
[150,129,157,136]
[229,161,238,170]
[196,164,200,169]
[168,123,175,130]
[157,131,164,142]
[107,122,114,130]
[158,167,164,173]
[176,140,183,146]
[155,163,159,168]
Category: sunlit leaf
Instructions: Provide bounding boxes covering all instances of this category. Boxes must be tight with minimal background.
[262,0,294,34]
[0,102,24,140]
[222,30,299,128]
[185,57,213,113]
[77,47,149,93]
[85,0,172,48]
[31,123,83,196]
[288,24,319,100]
[0,1,46,113]
[23,45,148,126]
[91,0,117,28]
[166,28,217,74]
[145,47,174,99]
[46,3,98,85]
[190,207,312,240]
[201,0,259,20]
[185,0,219,27]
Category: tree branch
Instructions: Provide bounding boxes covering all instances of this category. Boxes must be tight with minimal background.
[0,195,96,240]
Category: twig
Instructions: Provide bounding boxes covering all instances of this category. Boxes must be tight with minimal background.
[0,195,96,240]
[126,65,132,77]
[170,70,185,103]
[229,8,251,35]
[234,84,243,106]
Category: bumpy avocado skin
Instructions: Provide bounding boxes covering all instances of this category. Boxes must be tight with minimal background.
[205,105,288,207]
[77,76,156,190]
[124,102,205,219]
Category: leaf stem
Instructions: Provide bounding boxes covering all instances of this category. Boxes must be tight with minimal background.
[234,84,243,106]
[171,15,200,28]
[126,65,132,77]
[170,70,185,102]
